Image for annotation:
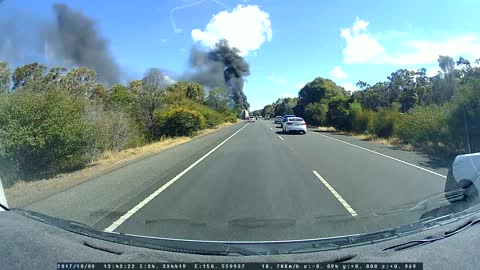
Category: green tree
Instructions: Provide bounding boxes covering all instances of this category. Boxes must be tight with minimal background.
[274,97,297,116]
[206,88,229,112]
[0,61,10,94]
[432,55,457,103]
[61,67,97,97]
[0,88,90,179]
[327,96,351,130]
[387,69,415,105]
[109,84,134,110]
[165,82,205,104]
[90,83,110,105]
[294,77,345,116]
[304,102,328,125]
[415,68,433,105]
[12,62,47,90]
[137,69,168,135]
[400,87,419,112]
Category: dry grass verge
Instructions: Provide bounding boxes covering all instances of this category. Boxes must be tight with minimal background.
[309,125,416,152]
[5,122,236,208]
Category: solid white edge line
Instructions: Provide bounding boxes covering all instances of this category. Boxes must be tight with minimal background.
[312,171,358,217]
[311,131,447,178]
[278,135,285,141]
[104,123,250,232]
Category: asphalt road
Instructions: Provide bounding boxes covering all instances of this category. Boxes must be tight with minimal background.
[25,120,452,241]
[104,120,451,241]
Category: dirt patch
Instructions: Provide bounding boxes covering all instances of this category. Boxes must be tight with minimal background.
[5,122,236,208]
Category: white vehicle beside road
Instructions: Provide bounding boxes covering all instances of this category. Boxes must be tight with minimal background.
[445,152,480,202]
[274,116,283,124]
[282,117,307,134]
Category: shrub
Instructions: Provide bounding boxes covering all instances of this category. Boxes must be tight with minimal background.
[86,105,144,155]
[178,100,223,128]
[0,88,91,180]
[394,105,454,153]
[372,109,399,138]
[353,110,375,134]
[152,107,206,138]
[327,97,351,130]
[304,102,328,126]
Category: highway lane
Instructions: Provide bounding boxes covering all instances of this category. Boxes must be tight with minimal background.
[106,120,449,241]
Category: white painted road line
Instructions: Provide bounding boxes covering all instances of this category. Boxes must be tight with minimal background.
[104,123,250,232]
[278,135,285,141]
[311,132,446,179]
[312,171,358,217]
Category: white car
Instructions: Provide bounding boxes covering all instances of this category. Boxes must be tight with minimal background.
[445,152,480,202]
[282,117,307,134]
[247,116,256,123]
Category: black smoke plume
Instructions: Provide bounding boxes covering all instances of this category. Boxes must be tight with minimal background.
[0,3,121,85]
[182,39,250,110]
[45,4,121,85]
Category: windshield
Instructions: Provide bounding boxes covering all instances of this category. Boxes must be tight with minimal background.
[0,0,479,247]
[288,118,304,122]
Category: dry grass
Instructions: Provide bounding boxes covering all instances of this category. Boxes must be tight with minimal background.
[5,122,236,208]
[309,126,337,132]
[350,133,416,151]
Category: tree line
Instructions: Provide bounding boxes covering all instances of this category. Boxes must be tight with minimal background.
[254,55,480,158]
[0,62,237,185]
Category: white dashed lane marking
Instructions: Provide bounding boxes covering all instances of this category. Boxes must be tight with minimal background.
[312,170,358,217]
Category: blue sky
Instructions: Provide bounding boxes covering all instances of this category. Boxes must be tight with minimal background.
[4,0,480,110]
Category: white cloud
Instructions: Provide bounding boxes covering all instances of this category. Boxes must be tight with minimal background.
[163,75,176,86]
[295,82,306,89]
[341,82,357,92]
[329,66,348,79]
[341,18,480,66]
[277,77,287,84]
[341,17,387,64]
[426,67,440,77]
[160,38,168,43]
[191,5,272,56]
[267,75,288,83]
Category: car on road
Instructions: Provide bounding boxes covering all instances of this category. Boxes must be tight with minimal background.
[248,116,256,123]
[281,114,296,128]
[445,152,480,202]
[282,117,307,134]
[274,116,283,124]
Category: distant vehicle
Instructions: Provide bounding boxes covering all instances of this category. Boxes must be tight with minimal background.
[274,116,283,124]
[282,117,307,134]
[445,152,480,203]
[265,115,270,120]
[248,116,256,123]
[281,114,296,128]
[241,110,249,120]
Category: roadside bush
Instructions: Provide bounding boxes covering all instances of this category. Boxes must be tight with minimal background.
[86,104,144,156]
[178,100,223,128]
[327,97,351,130]
[152,107,206,138]
[372,109,399,138]
[304,102,328,126]
[352,110,375,134]
[0,88,91,180]
[448,80,480,153]
[395,104,454,153]
[222,111,238,123]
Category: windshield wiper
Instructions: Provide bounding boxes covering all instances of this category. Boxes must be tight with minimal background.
[382,218,480,251]
[0,201,9,211]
